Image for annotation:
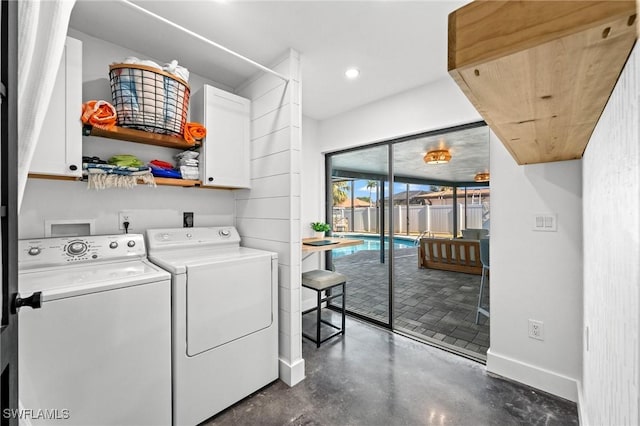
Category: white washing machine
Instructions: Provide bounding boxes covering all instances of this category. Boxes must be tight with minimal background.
[17,234,172,425]
[146,226,278,426]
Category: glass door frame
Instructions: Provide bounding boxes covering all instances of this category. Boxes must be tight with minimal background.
[324,121,489,332]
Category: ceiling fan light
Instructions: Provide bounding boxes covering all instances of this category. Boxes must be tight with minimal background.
[424,149,451,164]
[474,172,490,182]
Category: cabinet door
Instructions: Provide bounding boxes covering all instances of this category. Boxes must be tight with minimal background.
[29,37,82,178]
[196,85,250,189]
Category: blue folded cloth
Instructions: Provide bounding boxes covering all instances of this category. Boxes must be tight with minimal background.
[149,163,182,179]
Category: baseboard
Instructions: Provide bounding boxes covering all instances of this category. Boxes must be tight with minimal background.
[576,380,588,426]
[486,349,578,402]
[279,357,305,387]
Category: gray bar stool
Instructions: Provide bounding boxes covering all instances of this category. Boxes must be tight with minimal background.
[301,270,347,347]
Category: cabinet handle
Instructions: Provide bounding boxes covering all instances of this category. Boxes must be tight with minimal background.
[208,177,214,182]
[69,164,78,171]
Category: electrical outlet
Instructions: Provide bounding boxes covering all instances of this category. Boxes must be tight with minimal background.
[528,319,544,341]
[118,212,131,230]
[183,212,194,228]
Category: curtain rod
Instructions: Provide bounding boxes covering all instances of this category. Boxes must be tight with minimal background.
[121,0,290,83]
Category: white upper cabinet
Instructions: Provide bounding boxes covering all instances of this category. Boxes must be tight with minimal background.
[191,85,251,189]
[29,37,83,178]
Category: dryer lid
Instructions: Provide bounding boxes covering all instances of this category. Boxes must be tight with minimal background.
[148,246,276,275]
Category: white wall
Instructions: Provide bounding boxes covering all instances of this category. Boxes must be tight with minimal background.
[301,115,323,237]
[300,115,325,311]
[487,133,583,402]
[582,44,639,425]
[235,50,305,386]
[20,179,234,238]
[20,30,237,239]
[318,76,481,153]
[314,69,585,402]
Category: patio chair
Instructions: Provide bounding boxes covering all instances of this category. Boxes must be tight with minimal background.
[475,238,490,324]
[334,217,349,232]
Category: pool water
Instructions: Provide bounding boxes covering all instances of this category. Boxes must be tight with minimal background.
[332,235,415,258]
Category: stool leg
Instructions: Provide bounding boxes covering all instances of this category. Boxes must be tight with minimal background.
[476,266,486,324]
[316,290,322,348]
[341,282,346,335]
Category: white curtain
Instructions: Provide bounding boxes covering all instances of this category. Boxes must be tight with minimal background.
[18,0,76,212]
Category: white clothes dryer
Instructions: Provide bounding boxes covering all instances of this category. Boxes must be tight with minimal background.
[146,227,278,426]
[18,234,172,425]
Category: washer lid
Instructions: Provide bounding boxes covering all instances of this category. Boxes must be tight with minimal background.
[18,260,170,303]
[148,246,277,274]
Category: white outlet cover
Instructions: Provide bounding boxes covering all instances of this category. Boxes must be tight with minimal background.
[528,319,544,341]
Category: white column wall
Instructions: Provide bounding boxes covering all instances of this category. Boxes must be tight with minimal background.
[236,50,304,386]
[581,44,639,425]
[487,132,583,402]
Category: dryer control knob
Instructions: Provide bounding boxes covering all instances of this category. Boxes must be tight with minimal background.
[161,233,170,241]
[109,242,118,249]
[219,229,231,237]
[28,247,41,256]
[127,240,136,248]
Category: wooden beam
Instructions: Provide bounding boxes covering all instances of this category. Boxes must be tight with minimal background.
[449,1,637,165]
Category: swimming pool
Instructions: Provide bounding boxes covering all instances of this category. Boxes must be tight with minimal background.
[331,235,416,258]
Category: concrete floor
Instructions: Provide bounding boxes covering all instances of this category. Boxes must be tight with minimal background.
[205,315,578,426]
[333,247,490,360]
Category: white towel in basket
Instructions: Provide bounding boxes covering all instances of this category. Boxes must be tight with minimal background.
[162,60,190,134]
[122,57,165,132]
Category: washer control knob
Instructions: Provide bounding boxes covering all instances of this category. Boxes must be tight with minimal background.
[127,240,136,248]
[186,233,192,238]
[219,229,231,237]
[109,242,118,249]
[67,242,87,255]
[161,233,170,241]
[28,247,41,256]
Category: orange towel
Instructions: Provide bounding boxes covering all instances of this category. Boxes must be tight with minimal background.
[183,122,207,144]
[81,100,117,129]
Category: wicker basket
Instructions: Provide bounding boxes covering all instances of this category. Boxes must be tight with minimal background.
[109,64,190,137]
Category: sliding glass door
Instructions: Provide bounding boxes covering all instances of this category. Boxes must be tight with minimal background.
[327,145,391,327]
[325,122,491,360]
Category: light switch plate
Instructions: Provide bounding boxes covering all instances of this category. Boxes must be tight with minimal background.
[533,213,557,232]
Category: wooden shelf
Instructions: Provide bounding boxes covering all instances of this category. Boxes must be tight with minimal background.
[28,173,202,188]
[152,177,201,187]
[28,173,81,182]
[83,125,201,150]
[448,1,637,165]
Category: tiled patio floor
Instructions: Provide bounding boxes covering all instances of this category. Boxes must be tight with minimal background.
[332,247,490,360]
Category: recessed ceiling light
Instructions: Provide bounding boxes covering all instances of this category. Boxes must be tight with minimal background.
[345,68,360,79]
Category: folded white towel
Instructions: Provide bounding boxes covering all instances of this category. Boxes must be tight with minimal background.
[122,56,162,71]
[163,59,189,82]
[180,165,200,180]
[176,150,199,160]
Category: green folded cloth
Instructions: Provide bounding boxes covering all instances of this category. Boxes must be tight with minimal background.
[108,154,144,167]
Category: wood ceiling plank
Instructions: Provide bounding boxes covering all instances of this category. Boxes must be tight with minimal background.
[449,0,637,165]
